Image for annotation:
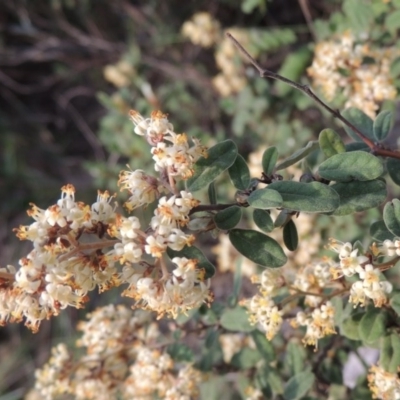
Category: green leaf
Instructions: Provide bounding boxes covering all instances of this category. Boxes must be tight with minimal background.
[342,107,374,142]
[318,151,384,182]
[208,182,217,204]
[253,209,274,233]
[345,142,370,152]
[343,0,374,33]
[319,129,346,158]
[247,188,283,209]
[220,306,254,332]
[387,158,400,186]
[373,110,393,141]
[251,330,274,361]
[274,209,291,227]
[340,311,363,340]
[228,153,250,190]
[275,141,319,171]
[167,246,215,278]
[390,292,400,316]
[383,199,400,237]
[385,9,400,35]
[167,342,194,362]
[187,140,238,191]
[283,219,298,251]
[358,308,387,344]
[287,341,306,376]
[214,206,242,230]
[267,181,339,213]
[231,347,262,369]
[331,179,387,216]
[380,333,400,373]
[283,370,315,400]
[370,220,394,242]
[262,147,279,175]
[229,229,287,268]
[229,259,243,307]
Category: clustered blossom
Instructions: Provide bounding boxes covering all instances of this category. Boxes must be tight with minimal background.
[368,365,400,400]
[181,12,221,48]
[244,269,284,340]
[308,30,399,118]
[293,301,336,348]
[328,239,393,307]
[0,110,211,331]
[30,305,204,400]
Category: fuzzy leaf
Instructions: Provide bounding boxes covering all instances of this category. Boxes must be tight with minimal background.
[275,141,319,171]
[262,147,279,175]
[220,306,254,332]
[383,199,400,237]
[283,370,315,400]
[373,110,393,141]
[387,158,400,186]
[283,219,298,251]
[214,206,242,230]
[228,153,250,190]
[187,140,238,191]
[267,181,339,213]
[318,151,383,182]
[253,209,274,233]
[358,308,387,344]
[319,128,345,158]
[229,229,287,268]
[247,188,283,209]
[331,180,387,216]
[342,107,374,142]
[370,220,394,242]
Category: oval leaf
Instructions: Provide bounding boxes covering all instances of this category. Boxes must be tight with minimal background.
[342,107,374,142]
[228,153,250,190]
[373,110,393,141]
[383,199,400,237]
[331,179,387,216]
[275,141,319,171]
[319,128,346,158]
[283,219,298,251]
[187,140,238,192]
[387,158,400,186]
[247,188,283,209]
[262,147,279,175]
[283,370,315,400]
[370,220,394,242]
[358,308,387,344]
[220,306,254,332]
[167,245,215,278]
[318,151,384,182]
[214,206,242,230]
[229,229,287,268]
[231,348,262,369]
[253,209,274,233]
[268,181,339,213]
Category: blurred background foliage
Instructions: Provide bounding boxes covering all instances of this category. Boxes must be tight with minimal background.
[1,0,400,398]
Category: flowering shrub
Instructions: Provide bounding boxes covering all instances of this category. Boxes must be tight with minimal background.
[3,2,400,400]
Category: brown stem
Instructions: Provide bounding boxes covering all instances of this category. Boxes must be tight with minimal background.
[226,32,400,161]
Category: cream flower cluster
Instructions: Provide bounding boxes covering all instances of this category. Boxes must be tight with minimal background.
[244,269,284,340]
[181,12,221,48]
[328,239,393,307]
[0,185,120,332]
[0,111,211,331]
[368,365,400,400]
[294,301,336,348]
[31,305,203,400]
[308,31,399,118]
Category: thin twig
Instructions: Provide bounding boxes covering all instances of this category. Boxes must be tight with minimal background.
[226,32,400,161]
